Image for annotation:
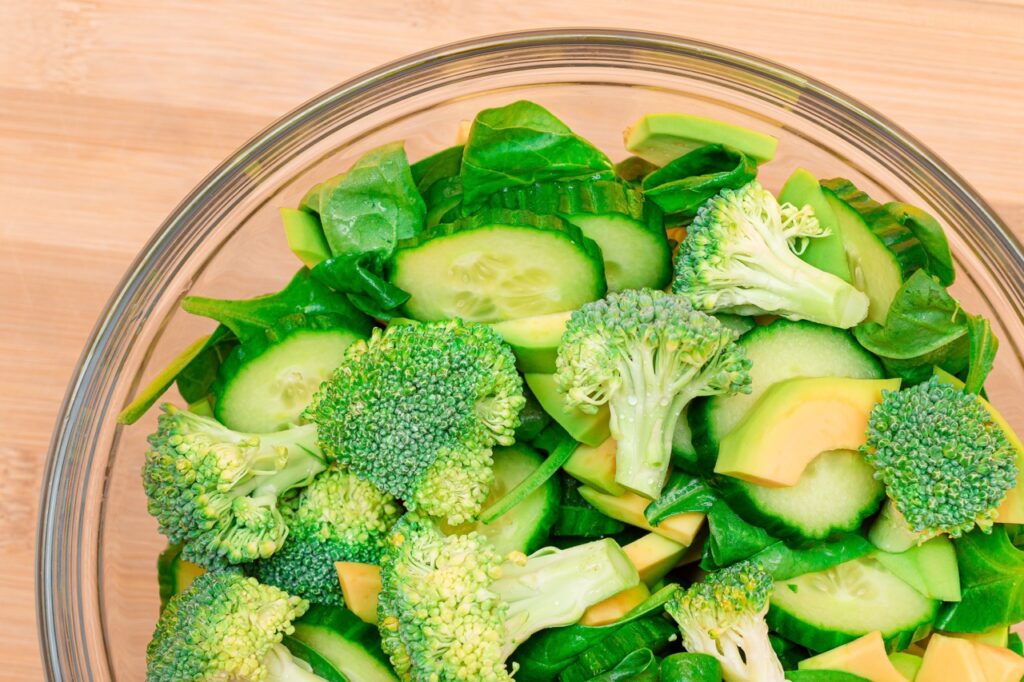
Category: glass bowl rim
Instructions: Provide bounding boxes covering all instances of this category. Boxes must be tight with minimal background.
[35,27,1024,680]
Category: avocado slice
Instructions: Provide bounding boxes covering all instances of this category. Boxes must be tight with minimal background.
[874,536,961,602]
[799,631,908,682]
[622,532,689,586]
[714,376,900,487]
[281,207,331,269]
[888,652,923,681]
[563,438,623,495]
[974,642,1024,682]
[779,168,854,284]
[334,562,382,625]
[945,626,1010,649]
[917,634,987,682]
[579,583,651,626]
[490,310,571,374]
[525,373,611,447]
[577,485,704,545]
[624,113,778,165]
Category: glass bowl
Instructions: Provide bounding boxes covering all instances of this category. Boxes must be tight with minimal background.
[38,29,1024,680]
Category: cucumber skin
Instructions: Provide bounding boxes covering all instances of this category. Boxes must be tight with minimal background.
[290,605,395,677]
[283,635,349,682]
[489,444,561,554]
[767,600,936,654]
[557,617,678,682]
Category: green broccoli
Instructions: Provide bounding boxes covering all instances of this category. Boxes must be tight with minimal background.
[377,514,639,681]
[142,405,326,567]
[307,319,525,526]
[146,571,324,681]
[245,465,402,605]
[555,289,750,498]
[863,376,1019,545]
[665,560,785,682]
[672,181,869,328]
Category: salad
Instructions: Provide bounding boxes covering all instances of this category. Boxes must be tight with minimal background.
[121,101,1024,682]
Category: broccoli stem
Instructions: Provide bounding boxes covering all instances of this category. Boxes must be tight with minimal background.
[494,538,640,656]
[741,255,868,329]
[263,643,327,681]
[867,499,921,552]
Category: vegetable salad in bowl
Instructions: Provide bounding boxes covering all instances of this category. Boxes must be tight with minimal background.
[122,100,1024,682]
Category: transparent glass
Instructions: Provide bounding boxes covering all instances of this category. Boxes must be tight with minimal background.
[38,29,1024,680]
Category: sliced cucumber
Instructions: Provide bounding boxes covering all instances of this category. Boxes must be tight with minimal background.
[282,207,330,269]
[690,319,883,470]
[391,209,606,323]
[490,310,571,374]
[213,315,366,433]
[282,635,348,682]
[769,556,938,653]
[488,180,671,292]
[716,449,884,541]
[289,605,398,682]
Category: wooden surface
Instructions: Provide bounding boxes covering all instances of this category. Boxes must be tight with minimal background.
[1,1,1022,678]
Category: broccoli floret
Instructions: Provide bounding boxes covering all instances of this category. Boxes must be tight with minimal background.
[665,560,784,682]
[672,181,869,328]
[863,376,1019,542]
[146,571,324,681]
[142,405,326,567]
[245,465,402,605]
[555,289,750,498]
[308,319,525,526]
[377,514,639,681]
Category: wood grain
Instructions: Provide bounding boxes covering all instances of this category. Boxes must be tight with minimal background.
[1,1,1022,678]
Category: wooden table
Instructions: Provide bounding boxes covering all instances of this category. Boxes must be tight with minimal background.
[2,1,1022,678]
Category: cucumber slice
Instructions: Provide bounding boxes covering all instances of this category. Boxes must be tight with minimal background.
[670,406,699,472]
[289,605,398,682]
[821,185,906,325]
[282,207,330,269]
[716,449,884,541]
[490,310,571,374]
[769,556,938,653]
[282,635,348,682]
[213,315,366,433]
[690,319,883,470]
[487,180,671,292]
[391,209,606,323]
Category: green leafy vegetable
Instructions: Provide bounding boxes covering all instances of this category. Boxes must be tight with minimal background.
[460,100,613,210]
[935,525,1024,632]
[965,313,998,394]
[1009,632,1023,656]
[749,535,875,581]
[175,326,238,403]
[553,476,627,538]
[701,500,775,570]
[588,649,660,682]
[641,144,757,218]
[410,144,464,227]
[882,201,955,286]
[660,652,723,682]
[770,633,810,672]
[645,470,719,524]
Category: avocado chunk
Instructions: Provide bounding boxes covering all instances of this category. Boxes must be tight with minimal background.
[874,537,961,603]
[622,532,689,586]
[577,485,704,545]
[625,113,778,165]
[579,583,651,626]
[563,437,623,495]
[715,376,900,486]
[945,626,1009,649]
[779,168,854,283]
[799,631,908,682]
[917,634,987,682]
[490,310,571,374]
[525,373,611,447]
[281,207,331,269]
[334,562,382,625]
[974,642,1024,682]
[888,652,923,681]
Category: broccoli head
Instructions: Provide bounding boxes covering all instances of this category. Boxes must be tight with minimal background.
[863,376,1019,542]
[555,289,750,498]
[377,514,639,681]
[665,560,784,682]
[308,319,525,526]
[146,571,324,681]
[672,181,869,329]
[142,405,327,568]
[246,465,402,605]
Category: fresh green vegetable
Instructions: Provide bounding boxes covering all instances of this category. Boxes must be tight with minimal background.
[176,325,239,404]
[935,526,1024,632]
[862,376,1018,545]
[615,156,659,184]
[771,633,811,671]
[555,289,751,498]
[481,436,576,524]
[410,144,464,227]
[146,571,321,681]
[586,649,660,681]
[287,605,398,681]
[874,536,961,602]
[376,514,639,681]
[1009,632,1023,656]
[245,465,401,605]
[514,385,553,442]
[118,335,212,425]
[308,319,524,526]
[701,501,775,570]
[553,476,628,537]
[666,559,786,682]
[644,469,719,524]
[750,535,875,582]
[526,372,611,447]
[625,112,778,165]
[641,143,757,218]
[460,100,613,211]
[661,652,723,682]
[672,181,870,328]
[156,544,205,610]
[778,168,853,284]
[558,619,676,681]
[282,207,331,269]
[784,671,869,681]
[142,405,326,567]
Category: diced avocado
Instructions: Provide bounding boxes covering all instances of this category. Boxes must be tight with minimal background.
[577,485,704,545]
[281,207,331,269]
[973,642,1024,682]
[945,626,1009,649]
[335,562,382,625]
[563,438,623,495]
[715,376,900,486]
[916,634,986,682]
[779,168,854,283]
[624,113,778,165]
[799,631,909,682]
[888,652,922,681]
[874,537,961,602]
[490,311,571,374]
[579,583,651,626]
[455,119,471,145]
[157,544,206,609]
[934,368,1024,523]
[868,500,920,553]
[525,373,611,447]
[622,532,689,586]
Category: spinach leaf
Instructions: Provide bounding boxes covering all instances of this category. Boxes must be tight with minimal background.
[554,476,626,538]
[410,144,463,191]
[660,652,722,682]
[883,201,955,286]
[310,254,410,319]
[644,470,719,524]
[411,145,465,227]
[588,649,660,682]
[750,534,874,581]
[460,100,613,210]
[1009,632,1023,656]
[641,144,757,218]
[935,526,1024,632]
[771,634,810,672]
[700,500,775,570]
[175,326,238,404]
[965,313,998,394]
